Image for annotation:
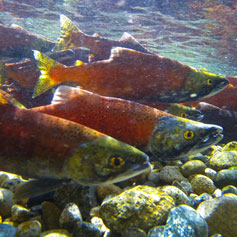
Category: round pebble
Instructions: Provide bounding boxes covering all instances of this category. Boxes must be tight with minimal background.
[11,204,33,222]
[72,221,103,237]
[181,160,206,177]
[197,194,237,237]
[16,220,42,237]
[59,203,82,230]
[0,188,15,218]
[40,229,71,237]
[222,185,237,195]
[191,174,216,195]
[204,168,217,181]
[158,165,188,184]
[0,223,17,237]
[96,184,122,202]
[41,201,61,230]
[215,169,237,188]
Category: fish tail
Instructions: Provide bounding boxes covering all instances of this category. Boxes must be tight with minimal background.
[33,50,63,98]
[53,14,83,51]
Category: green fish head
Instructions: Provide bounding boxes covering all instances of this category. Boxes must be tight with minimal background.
[64,136,151,185]
[148,116,223,161]
[183,69,229,101]
[166,103,204,121]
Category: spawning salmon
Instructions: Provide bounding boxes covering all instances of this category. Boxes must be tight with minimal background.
[32,48,229,103]
[53,15,152,61]
[0,89,151,186]
[32,85,223,160]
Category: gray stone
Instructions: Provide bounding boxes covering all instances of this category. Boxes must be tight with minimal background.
[11,204,33,222]
[149,205,208,237]
[122,228,147,237]
[0,223,17,237]
[222,185,237,195]
[181,160,206,177]
[0,188,15,218]
[159,166,188,184]
[72,221,103,237]
[215,169,237,188]
[197,194,237,237]
[59,203,82,230]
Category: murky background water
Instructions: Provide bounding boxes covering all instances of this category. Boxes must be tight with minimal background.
[0,0,236,76]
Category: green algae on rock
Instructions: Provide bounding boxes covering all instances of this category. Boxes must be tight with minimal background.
[99,185,175,233]
[208,141,237,171]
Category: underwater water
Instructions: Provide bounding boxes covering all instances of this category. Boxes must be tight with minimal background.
[0,1,237,236]
[0,0,236,76]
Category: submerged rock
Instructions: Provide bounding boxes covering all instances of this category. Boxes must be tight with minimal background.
[0,223,17,237]
[72,221,103,237]
[59,203,82,231]
[148,205,208,237]
[215,169,237,188]
[0,188,15,218]
[208,142,237,171]
[181,160,206,177]
[197,194,237,237]
[16,220,42,237]
[100,185,175,233]
[191,174,216,195]
[157,185,191,206]
[40,229,71,237]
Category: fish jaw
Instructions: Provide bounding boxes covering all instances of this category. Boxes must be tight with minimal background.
[148,116,223,161]
[63,136,151,186]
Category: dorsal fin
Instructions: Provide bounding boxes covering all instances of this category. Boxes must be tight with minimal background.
[51,85,92,104]
[109,47,143,62]
[120,32,140,44]
[10,24,28,32]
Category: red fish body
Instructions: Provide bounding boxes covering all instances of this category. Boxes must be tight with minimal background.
[0,90,150,185]
[0,24,55,56]
[31,86,224,161]
[33,48,228,103]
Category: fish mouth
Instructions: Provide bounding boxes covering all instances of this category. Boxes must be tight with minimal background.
[197,126,223,149]
[105,160,152,185]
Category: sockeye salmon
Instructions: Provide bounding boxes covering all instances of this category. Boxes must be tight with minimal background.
[0,24,55,58]
[197,102,237,142]
[53,15,152,61]
[184,76,237,111]
[137,101,204,121]
[32,48,229,103]
[0,48,90,89]
[0,89,151,186]
[32,86,223,160]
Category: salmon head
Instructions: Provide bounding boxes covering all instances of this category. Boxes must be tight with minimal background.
[64,136,151,185]
[182,69,229,102]
[148,116,223,161]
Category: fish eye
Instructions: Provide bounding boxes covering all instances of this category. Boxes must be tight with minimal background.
[184,130,194,140]
[110,156,125,168]
[180,112,187,118]
[207,79,213,86]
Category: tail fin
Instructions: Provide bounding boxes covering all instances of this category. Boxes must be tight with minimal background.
[0,89,26,108]
[53,15,82,51]
[51,85,92,104]
[33,50,63,98]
